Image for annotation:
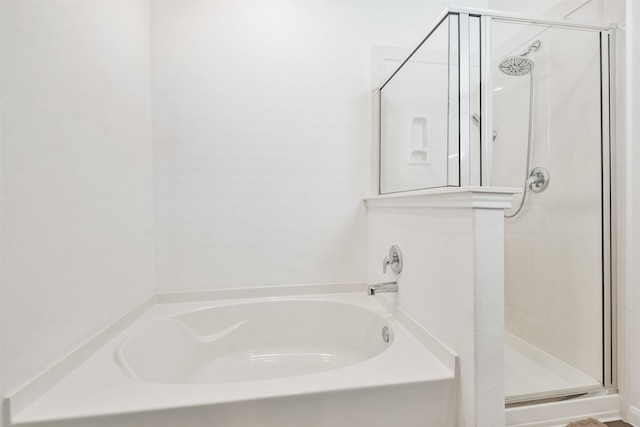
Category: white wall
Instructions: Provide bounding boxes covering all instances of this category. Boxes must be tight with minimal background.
[0,0,154,396]
[150,0,488,293]
[626,0,640,422]
[1,0,4,422]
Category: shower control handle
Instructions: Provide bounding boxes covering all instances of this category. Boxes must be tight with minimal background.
[528,167,550,193]
[382,245,403,274]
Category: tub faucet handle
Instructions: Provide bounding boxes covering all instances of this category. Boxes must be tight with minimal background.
[382,256,391,273]
[382,245,403,274]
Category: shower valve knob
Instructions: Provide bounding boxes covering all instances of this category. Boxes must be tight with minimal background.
[528,167,550,193]
[382,245,403,274]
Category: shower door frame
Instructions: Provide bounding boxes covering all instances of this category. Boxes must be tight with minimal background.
[467,7,616,403]
[374,5,616,405]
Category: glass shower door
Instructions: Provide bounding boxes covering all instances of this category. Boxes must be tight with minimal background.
[490,19,612,403]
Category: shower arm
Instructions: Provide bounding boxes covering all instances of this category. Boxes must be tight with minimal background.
[520,40,541,57]
[471,114,497,142]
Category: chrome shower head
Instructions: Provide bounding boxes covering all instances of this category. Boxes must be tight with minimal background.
[498,40,541,77]
[499,56,535,76]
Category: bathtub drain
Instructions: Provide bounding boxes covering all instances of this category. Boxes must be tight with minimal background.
[382,326,390,343]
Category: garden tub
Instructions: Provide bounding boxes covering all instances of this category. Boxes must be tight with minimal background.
[9,287,457,427]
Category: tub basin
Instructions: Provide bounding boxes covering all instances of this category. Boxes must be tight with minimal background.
[116,300,390,383]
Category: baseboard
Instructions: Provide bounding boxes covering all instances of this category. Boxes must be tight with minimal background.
[627,405,640,426]
[506,394,621,427]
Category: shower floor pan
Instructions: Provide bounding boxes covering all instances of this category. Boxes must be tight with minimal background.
[505,332,601,399]
[7,286,457,427]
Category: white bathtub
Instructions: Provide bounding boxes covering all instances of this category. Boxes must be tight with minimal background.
[9,287,457,427]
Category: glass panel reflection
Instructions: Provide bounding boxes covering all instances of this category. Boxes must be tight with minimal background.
[380,15,459,193]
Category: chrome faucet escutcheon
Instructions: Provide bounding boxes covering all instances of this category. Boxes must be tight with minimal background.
[382,245,403,274]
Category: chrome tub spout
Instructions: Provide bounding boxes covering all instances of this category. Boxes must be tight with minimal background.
[367,281,398,296]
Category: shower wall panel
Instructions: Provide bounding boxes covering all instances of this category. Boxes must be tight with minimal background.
[380,56,450,192]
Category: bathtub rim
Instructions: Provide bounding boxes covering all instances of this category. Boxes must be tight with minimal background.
[5,282,457,425]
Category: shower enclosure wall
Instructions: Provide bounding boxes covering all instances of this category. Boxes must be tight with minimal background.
[376,7,613,404]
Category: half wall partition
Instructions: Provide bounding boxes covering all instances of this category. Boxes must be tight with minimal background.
[376,7,614,404]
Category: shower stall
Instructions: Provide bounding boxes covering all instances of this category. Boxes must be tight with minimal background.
[377,7,613,404]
